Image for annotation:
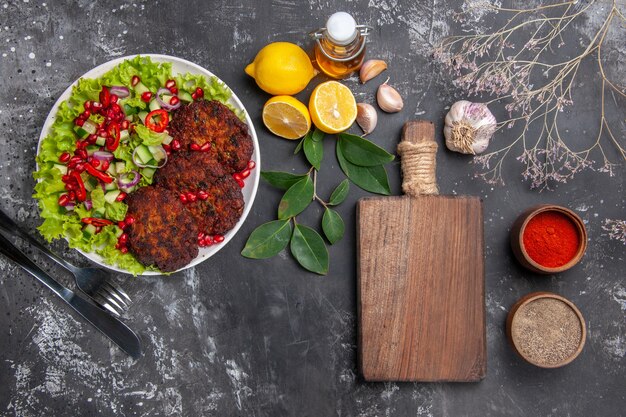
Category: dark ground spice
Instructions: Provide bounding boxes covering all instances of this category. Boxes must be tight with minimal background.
[511,297,583,366]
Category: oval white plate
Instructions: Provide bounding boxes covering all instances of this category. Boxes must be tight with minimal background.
[37,54,260,275]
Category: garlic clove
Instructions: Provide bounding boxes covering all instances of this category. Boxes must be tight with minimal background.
[359,59,387,84]
[356,103,378,135]
[377,81,403,113]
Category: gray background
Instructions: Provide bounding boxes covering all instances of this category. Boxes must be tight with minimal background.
[0,0,624,416]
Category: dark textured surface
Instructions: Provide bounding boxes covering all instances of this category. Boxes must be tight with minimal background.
[0,1,624,416]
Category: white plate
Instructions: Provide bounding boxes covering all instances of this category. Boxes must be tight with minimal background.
[37,54,260,275]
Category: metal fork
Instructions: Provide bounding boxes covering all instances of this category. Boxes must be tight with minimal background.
[0,209,131,316]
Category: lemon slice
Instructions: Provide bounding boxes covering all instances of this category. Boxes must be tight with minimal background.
[308,81,357,134]
[262,96,311,140]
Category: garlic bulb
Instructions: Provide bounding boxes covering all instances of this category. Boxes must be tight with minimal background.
[377,80,403,113]
[443,101,497,155]
[356,103,378,134]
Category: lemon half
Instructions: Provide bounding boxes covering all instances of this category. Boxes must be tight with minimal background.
[262,96,311,140]
[308,81,357,134]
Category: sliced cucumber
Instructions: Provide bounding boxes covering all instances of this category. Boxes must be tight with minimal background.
[120,129,130,142]
[122,103,139,115]
[104,190,121,204]
[161,94,174,103]
[83,224,98,239]
[161,134,173,145]
[107,163,117,176]
[86,145,100,156]
[104,182,118,191]
[74,119,98,138]
[134,81,150,95]
[53,164,68,175]
[94,206,106,217]
[137,111,149,124]
[95,136,107,146]
[142,167,156,179]
[74,126,90,139]
[148,145,166,161]
[148,99,161,112]
[178,91,193,103]
[115,162,126,173]
[85,177,98,192]
[135,145,153,164]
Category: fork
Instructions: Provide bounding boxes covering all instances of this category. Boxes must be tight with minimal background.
[0,209,131,316]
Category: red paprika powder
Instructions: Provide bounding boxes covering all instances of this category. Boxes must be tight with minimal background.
[523,211,580,268]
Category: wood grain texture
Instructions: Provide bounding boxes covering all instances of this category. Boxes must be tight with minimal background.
[357,120,486,382]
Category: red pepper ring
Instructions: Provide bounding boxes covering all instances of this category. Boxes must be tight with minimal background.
[145,109,169,133]
[81,217,114,227]
[84,162,114,183]
[99,86,111,108]
[106,122,121,151]
[71,171,87,202]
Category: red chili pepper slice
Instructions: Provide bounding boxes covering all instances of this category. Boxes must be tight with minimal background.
[71,171,87,202]
[84,162,114,183]
[106,122,121,151]
[99,87,111,108]
[145,109,169,133]
[81,217,114,226]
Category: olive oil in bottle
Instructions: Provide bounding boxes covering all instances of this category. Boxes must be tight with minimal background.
[310,12,372,79]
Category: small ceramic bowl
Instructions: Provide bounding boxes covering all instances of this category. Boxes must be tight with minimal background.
[506,292,586,368]
[511,204,587,274]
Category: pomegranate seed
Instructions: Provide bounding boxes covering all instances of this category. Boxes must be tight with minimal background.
[165,79,176,89]
[187,192,197,203]
[58,194,69,206]
[70,155,82,164]
[68,191,76,200]
[131,75,140,86]
[190,143,200,151]
[179,193,188,203]
[162,144,171,152]
[91,159,100,167]
[121,120,129,130]
[171,140,181,151]
[198,232,205,240]
[169,87,178,95]
[233,173,242,181]
[95,226,102,234]
[191,92,197,100]
[74,118,85,127]
[195,87,204,98]
[64,183,73,191]
[84,101,92,110]
[200,142,210,152]
[82,109,91,118]
[169,96,180,106]
[203,235,213,245]
[118,221,127,229]
[120,246,128,254]
[110,94,118,104]
[98,129,108,138]
[240,168,250,179]
[198,240,205,248]
[101,161,110,171]
[118,233,128,244]
[125,215,135,225]
[197,190,208,200]
[247,160,256,169]
[236,179,245,188]
[111,103,122,114]
[214,234,224,243]
[62,174,71,182]
[91,102,103,111]
[76,149,88,160]
[59,152,71,163]
[141,91,153,102]
[88,134,98,144]
[75,163,85,172]
[115,191,127,202]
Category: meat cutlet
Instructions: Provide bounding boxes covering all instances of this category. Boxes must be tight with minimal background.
[168,99,253,173]
[154,151,244,235]
[125,186,198,272]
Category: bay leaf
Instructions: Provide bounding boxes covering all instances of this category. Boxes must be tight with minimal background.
[241,220,292,259]
[290,224,329,275]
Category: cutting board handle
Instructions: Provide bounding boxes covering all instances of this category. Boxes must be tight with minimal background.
[397,120,439,196]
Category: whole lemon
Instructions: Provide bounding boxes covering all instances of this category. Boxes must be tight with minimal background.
[245,42,317,95]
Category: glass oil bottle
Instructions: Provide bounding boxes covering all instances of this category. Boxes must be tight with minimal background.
[310,12,373,79]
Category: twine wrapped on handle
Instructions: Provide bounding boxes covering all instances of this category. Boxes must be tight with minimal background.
[397,141,439,196]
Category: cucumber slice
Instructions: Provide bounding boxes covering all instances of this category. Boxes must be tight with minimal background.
[135,145,153,164]
[161,94,174,103]
[104,190,121,204]
[94,206,106,217]
[82,224,97,239]
[104,181,118,191]
[161,134,173,145]
[178,91,193,103]
[84,177,98,192]
[86,145,100,155]
[115,162,126,173]
[137,111,149,124]
[148,99,161,112]
[53,164,68,175]
[83,120,98,135]
[107,163,117,175]
[148,145,166,161]
[120,129,130,142]
[74,126,89,139]
[142,167,156,179]
[134,81,150,95]
[122,103,139,115]
[95,136,107,146]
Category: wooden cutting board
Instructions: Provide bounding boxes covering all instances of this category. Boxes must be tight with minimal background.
[357,120,486,382]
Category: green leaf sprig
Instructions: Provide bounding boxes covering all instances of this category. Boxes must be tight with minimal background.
[242,128,395,275]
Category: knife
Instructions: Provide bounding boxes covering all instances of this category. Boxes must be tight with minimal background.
[0,233,142,359]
